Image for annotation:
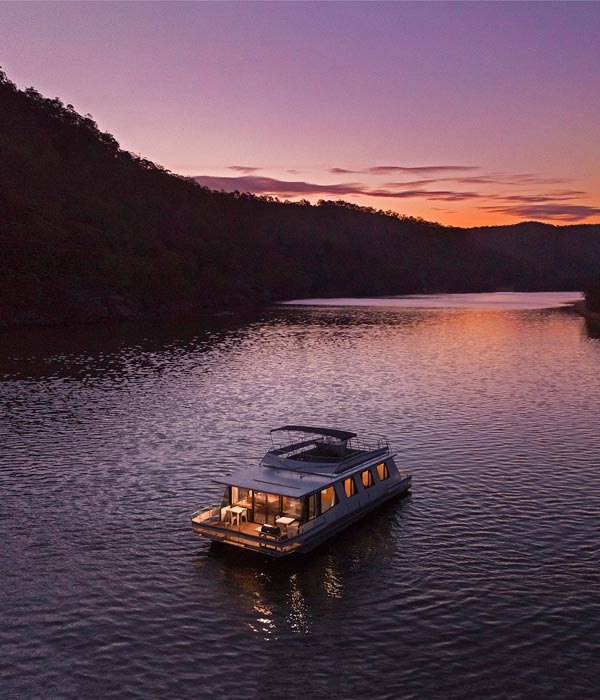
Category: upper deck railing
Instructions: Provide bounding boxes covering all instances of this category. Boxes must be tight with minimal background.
[268,431,390,475]
[270,427,389,457]
[277,436,388,456]
[346,435,389,454]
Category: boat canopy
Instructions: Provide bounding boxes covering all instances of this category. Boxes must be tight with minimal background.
[271,425,357,441]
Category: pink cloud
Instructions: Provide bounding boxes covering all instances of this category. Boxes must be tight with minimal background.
[369,189,481,202]
[194,175,366,197]
[480,203,600,222]
[194,173,597,221]
[367,165,478,175]
[194,174,482,201]
[229,165,261,174]
[329,165,479,176]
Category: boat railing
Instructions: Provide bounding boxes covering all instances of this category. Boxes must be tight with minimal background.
[191,505,222,522]
[270,432,389,459]
[272,438,320,460]
[270,438,316,457]
[347,435,389,454]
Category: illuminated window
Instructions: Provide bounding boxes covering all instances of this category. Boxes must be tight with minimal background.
[232,486,253,505]
[376,462,389,480]
[282,496,303,520]
[344,477,357,498]
[361,469,374,489]
[320,486,337,512]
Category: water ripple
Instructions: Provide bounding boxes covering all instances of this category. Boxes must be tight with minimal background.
[1,298,600,698]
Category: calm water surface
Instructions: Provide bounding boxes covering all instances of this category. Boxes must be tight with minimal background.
[2,293,600,699]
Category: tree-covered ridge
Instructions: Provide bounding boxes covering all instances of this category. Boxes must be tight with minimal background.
[1,67,600,328]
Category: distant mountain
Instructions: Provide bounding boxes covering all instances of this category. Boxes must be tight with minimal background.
[462,221,600,291]
[1,68,599,329]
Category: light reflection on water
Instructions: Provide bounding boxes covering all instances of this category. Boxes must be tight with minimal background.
[282,290,581,310]
[1,295,600,699]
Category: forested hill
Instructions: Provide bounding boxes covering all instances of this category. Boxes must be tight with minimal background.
[1,69,600,329]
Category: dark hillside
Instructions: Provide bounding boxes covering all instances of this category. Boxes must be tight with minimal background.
[1,68,599,328]
[584,275,600,312]
[464,222,600,290]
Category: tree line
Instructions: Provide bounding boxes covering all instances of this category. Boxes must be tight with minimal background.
[1,67,600,328]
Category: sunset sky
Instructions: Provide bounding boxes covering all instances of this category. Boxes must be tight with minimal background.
[1,1,599,227]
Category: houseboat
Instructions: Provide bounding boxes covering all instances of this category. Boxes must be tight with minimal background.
[190,425,412,557]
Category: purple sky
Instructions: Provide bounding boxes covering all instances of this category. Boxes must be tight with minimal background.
[1,1,599,226]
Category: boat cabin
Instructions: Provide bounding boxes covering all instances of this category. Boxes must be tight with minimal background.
[191,425,410,556]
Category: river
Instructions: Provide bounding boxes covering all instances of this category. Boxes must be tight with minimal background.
[2,292,599,699]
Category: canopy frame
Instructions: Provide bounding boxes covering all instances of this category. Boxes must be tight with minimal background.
[270,425,357,442]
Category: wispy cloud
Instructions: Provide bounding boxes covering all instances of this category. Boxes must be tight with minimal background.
[194,170,598,223]
[455,174,569,187]
[481,203,600,222]
[381,179,443,188]
[367,165,478,175]
[492,190,586,204]
[329,165,478,176]
[329,168,571,190]
[368,188,481,202]
[381,174,572,188]
[194,175,366,197]
[195,174,483,202]
[229,165,261,174]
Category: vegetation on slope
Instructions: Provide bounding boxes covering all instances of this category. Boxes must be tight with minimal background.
[1,68,599,328]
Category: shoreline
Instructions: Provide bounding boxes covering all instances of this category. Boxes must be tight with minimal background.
[573,300,600,325]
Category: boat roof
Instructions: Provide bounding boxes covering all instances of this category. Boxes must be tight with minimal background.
[214,464,334,497]
[213,426,391,497]
[214,446,391,497]
[271,425,357,441]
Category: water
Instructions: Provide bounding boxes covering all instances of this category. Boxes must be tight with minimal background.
[2,293,600,699]
[282,290,584,310]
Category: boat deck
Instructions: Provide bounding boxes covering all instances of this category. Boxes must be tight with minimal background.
[190,515,262,537]
[191,514,303,555]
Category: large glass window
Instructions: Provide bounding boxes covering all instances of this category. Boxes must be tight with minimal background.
[344,477,357,498]
[361,469,374,489]
[320,486,337,512]
[281,496,303,520]
[231,486,253,506]
[376,462,389,481]
[254,491,280,524]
